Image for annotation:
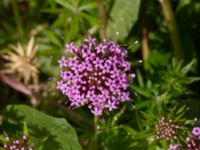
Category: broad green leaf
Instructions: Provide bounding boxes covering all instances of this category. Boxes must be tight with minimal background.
[107,0,141,40]
[177,0,191,12]
[4,105,82,150]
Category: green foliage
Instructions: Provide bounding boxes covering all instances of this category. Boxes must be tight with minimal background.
[0,0,200,149]
[131,59,200,110]
[42,0,98,41]
[3,105,82,150]
[160,60,200,96]
[140,105,194,149]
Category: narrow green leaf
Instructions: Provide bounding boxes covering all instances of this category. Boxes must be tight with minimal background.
[44,30,62,47]
[136,69,144,88]
[70,16,79,39]
[41,8,64,14]
[130,85,151,98]
[81,13,99,25]
[51,14,68,29]
[181,60,195,75]
[55,0,73,10]
[79,2,96,11]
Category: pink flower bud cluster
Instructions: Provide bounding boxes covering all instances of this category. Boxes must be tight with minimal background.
[168,144,180,150]
[57,36,135,115]
[2,135,32,150]
[186,127,200,150]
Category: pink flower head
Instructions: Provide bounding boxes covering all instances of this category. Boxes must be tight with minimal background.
[192,127,200,137]
[57,36,135,115]
[186,127,200,150]
[168,144,180,150]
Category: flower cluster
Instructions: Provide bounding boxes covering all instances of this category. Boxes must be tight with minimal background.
[168,144,180,150]
[1,135,32,150]
[186,127,200,150]
[155,117,179,140]
[57,36,135,115]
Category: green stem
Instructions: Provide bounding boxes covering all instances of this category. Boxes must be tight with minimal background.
[159,0,182,61]
[12,0,24,37]
[161,140,168,150]
[92,116,99,150]
[94,116,99,134]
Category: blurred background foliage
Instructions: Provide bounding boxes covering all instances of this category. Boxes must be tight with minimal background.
[0,0,200,150]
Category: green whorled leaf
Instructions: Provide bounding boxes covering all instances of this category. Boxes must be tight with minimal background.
[43,30,62,47]
[175,105,186,115]
[41,8,64,14]
[70,16,79,39]
[134,100,153,109]
[4,105,82,150]
[107,0,141,40]
[182,77,200,84]
[122,125,138,135]
[51,14,68,29]
[147,51,171,67]
[55,0,73,10]
[79,2,97,11]
[136,69,144,88]
[39,56,59,76]
[181,60,196,75]
[81,13,99,26]
[130,85,152,98]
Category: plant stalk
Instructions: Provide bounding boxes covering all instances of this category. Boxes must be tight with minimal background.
[92,116,99,150]
[159,0,182,61]
[96,0,107,40]
[94,116,99,134]
[141,0,149,61]
[12,0,24,37]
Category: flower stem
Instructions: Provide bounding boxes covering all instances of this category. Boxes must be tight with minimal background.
[91,116,99,150]
[94,116,99,134]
